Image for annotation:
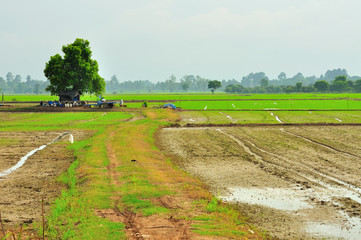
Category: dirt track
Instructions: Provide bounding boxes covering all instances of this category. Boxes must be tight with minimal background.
[158,126,361,239]
[0,131,88,233]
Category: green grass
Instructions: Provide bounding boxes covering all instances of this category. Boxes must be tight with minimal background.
[0,137,20,146]
[0,112,131,131]
[191,198,247,238]
[1,108,266,239]
[4,92,361,102]
[180,110,361,124]
[176,99,361,110]
[276,111,361,123]
[180,111,278,124]
[0,112,133,239]
[4,93,361,112]
[109,120,174,217]
[46,140,126,239]
[44,121,132,239]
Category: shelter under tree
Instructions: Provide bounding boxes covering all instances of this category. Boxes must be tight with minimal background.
[58,90,80,102]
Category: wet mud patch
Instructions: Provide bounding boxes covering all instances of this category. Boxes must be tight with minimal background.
[0,131,89,231]
[158,126,361,239]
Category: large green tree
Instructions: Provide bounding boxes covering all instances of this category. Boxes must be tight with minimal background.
[314,80,329,92]
[44,38,105,96]
[330,76,349,92]
[208,80,222,94]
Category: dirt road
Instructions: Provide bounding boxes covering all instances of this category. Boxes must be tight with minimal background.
[158,126,361,239]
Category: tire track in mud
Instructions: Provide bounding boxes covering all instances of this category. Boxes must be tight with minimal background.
[216,129,361,202]
[280,128,360,158]
[215,129,317,183]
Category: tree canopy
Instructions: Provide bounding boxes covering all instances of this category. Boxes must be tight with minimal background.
[44,38,105,96]
[314,80,329,92]
[208,80,222,94]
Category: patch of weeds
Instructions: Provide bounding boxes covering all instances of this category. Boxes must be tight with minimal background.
[190,197,247,238]
[46,126,126,239]
[193,215,213,221]
[122,194,169,217]
[46,159,126,239]
[0,137,20,146]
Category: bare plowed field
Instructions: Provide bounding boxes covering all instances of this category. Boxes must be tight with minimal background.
[158,126,361,239]
[0,131,87,233]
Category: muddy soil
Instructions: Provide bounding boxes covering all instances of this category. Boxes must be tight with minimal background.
[0,131,88,233]
[158,126,361,239]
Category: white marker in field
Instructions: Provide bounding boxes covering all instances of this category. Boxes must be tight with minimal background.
[232,104,235,108]
[271,112,283,123]
[204,105,208,110]
[69,134,74,144]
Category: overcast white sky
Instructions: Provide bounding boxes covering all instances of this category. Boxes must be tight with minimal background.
[1,0,360,82]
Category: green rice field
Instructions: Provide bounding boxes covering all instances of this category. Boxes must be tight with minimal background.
[176,99,361,110]
[0,112,132,131]
[3,92,361,102]
[3,93,361,111]
[179,110,361,124]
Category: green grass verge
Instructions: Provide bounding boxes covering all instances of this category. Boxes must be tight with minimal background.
[46,136,125,239]
[4,93,361,102]
[191,198,247,238]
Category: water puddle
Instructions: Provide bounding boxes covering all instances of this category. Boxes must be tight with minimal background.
[221,187,312,211]
[221,186,361,239]
[307,212,361,239]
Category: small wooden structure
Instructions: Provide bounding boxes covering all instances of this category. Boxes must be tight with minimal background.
[58,90,80,102]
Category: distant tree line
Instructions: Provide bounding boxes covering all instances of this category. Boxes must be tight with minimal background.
[225,74,361,94]
[0,72,49,94]
[1,68,361,94]
[105,68,361,94]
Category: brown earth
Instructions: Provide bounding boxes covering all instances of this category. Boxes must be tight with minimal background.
[158,126,361,239]
[95,123,228,240]
[0,131,89,237]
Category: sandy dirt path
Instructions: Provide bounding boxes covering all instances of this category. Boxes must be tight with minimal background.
[96,122,220,240]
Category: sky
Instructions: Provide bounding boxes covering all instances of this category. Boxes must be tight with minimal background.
[1,0,360,82]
